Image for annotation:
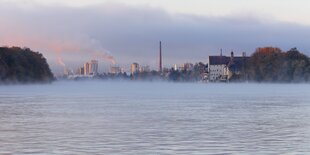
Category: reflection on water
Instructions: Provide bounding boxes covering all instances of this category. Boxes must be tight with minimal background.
[0,82,310,154]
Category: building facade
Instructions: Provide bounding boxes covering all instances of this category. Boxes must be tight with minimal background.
[83,60,98,76]
[209,52,248,82]
[84,62,90,75]
[90,60,98,75]
[79,67,84,75]
[131,63,139,74]
[208,56,230,81]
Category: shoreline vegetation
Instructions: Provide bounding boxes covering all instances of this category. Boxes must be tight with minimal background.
[1,46,310,84]
[246,47,310,83]
[0,47,54,84]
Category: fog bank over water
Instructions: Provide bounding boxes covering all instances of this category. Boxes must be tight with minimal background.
[2,81,310,97]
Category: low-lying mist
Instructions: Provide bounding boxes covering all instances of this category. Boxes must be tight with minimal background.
[1,80,309,100]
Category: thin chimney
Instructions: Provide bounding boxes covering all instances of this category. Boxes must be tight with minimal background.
[231,51,234,62]
[159,41,162,73]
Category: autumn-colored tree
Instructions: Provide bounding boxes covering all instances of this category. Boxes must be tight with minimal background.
[247,47,310,82]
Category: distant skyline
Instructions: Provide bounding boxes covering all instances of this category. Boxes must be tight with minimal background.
[1,0,310,74]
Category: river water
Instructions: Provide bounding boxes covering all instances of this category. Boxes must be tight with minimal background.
[0,81,310,154]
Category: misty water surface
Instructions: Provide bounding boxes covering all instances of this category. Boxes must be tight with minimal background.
[0,81,310,154]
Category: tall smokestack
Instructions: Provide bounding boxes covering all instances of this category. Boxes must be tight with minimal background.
[159,41,162,73]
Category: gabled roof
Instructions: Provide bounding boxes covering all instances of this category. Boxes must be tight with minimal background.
[209,56,230,65]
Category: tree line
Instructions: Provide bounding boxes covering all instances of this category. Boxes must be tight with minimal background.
[0,46,54,84]
[244,47,310,82]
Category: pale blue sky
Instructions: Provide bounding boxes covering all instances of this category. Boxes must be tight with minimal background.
[3,0,310,25]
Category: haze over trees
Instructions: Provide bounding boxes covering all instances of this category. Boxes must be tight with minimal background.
[0,47,54,84]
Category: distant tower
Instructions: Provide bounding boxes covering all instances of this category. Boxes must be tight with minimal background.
[231,51,234,58]
[90,60,98,75]
[84,62,90,75]
[159,41,162,73]
[131,62,139,75]
[79,67,84,75]
[220,48,223,63]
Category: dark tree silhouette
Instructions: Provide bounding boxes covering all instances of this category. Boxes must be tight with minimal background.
[0,46,55,84]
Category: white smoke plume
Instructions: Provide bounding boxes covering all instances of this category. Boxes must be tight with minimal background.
[57,57,66,67]
[94,51,116,65]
